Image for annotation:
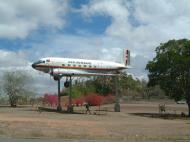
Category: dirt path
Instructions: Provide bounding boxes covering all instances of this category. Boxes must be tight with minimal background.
[0,102,190,142]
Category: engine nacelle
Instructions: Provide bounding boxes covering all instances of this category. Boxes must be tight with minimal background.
[53,76,60,81]
[64,81,70,88]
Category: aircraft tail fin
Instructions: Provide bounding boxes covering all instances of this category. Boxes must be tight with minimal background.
[122,49,130,66]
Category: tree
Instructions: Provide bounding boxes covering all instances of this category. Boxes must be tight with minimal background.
[2,71,33,107]
[93,76,114,95]
[146,39,190,116]
[0,85,3,96]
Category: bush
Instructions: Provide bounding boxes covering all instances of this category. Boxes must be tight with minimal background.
[103,94,115,104]
[74,97,85,106]
[43,93,58,107]
[72,94,115,106]
[85,93,104,106]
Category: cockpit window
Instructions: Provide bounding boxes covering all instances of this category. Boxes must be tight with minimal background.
[34,60,45,64]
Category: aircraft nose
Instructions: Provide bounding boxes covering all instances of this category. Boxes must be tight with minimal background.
[32,63,36,68]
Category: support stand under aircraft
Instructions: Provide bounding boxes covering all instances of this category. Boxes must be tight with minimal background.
[54,75,73,113]
[55,75,120,113]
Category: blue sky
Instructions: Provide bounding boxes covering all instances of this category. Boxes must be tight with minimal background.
[0,0,112,51]
[1,0,190,93]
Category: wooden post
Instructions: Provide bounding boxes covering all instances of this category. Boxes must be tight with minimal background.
[67,76,73,113]
[114,76,120,112]
[57,77,62,111]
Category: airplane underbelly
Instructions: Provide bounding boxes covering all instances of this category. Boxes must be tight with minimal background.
[51,68,118,76]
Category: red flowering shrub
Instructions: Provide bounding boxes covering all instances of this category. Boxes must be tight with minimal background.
[42,93,114,107]
[103,94,115,104]
[74,97,85,106]
[43,93,58,107]
[85,93,104,106]
[72,94,115,107]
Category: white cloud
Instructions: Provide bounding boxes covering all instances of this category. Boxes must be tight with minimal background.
[0,0,68,39]
[0,50,28,67]
[24,35,127,61]
[133,0,190,40]
[81,0,132,37]
[80,0,190,54]
[78,0,190,79]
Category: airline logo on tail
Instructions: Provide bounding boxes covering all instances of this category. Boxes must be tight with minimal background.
[124,49,130,66]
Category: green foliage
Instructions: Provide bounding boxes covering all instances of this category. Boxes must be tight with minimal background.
[62,79,97,98]
[144,85,165,100]
[65,75,153,99]
[71,84,87,98]
[120,74,144,93]
[0,86,3,96]
[84,80,97,94]
[146,39,190,116]
[93,76,114,95]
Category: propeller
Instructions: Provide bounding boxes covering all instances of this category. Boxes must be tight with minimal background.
[49,67,52,75]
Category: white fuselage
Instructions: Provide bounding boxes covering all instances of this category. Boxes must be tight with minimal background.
[32,57,127,76]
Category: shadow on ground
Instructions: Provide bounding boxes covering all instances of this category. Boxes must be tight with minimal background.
[130,112,190,120]
[0,105,32,108]
[38,107,84,115]
[37,107,107,115]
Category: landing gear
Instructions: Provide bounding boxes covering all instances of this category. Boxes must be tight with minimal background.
[64,78,70,88]
[54,76,60,81]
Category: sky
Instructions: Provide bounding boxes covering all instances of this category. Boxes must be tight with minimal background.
[0,0,190,94]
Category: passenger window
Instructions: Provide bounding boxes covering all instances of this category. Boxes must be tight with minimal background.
[68,64,71,66]
[62,64,65,66]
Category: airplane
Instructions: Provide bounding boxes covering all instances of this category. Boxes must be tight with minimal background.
[32,49,130,112]
[31,49,130,79]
